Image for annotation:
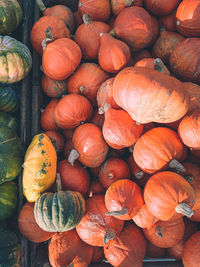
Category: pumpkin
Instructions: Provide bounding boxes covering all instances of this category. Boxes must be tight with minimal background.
[54,94,93,129]
[169,38,200,83]
[92,247,105,264]
[0,182,17,221]
[133,127,185,174]
[22,133,57,202]
[42,5,75,33]
[42,38,82,80]
[132,204,158,229]
[58,159,90,195]
[0,226,20,266]
[68,123,109,168]
[132,49,152,65]
[97,78,120,115]
[73,10,83,27]
[62,129,74,140]
[99,157,131,189]
[182,231,200,267]
[67,63,109,106]
[105,179,144,220]
[146,241,166,258]
[144,0,180,16]
[41,99,60,131]
[34,175,85,232]
[176,0,200,37]
[0,86,19,113]
[76,195,124,246]
[103,108,144,149]
[111,0,143,16]
[88,179,106,197]
[49,230,93,267]
[144,171,195,221]
[30,16,70,55]
[152,31,185,64]
[104,223,146,267]
[35,0,79,12]
[149,15,159,47]
[191,208,200,222]
[113,66,189,124]
[0,36,32,84]
[18,202,54,243]
[78,0,111,22]
[159,9,177,32]
[98,33,131,73]
[90,109,105,129]
[0,111,17,131]
[74,14,111,60]
[45,131,65,153]
[0,126,23,184]
[143,218,185,248]
[178,109,200,150]
[0,0,22,35]
[41,75,67,98]
[134,58,170,74]
[64,139,74,158]
[183,82,200,111]
[111,6,155,51]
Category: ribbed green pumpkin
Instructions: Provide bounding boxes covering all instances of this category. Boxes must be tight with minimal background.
[0,86,19,113]
[0,111,17,130]
[0,36,32,84]
[0,0,23,35]
[34,187,86,232]
[0,226,20,266]
[0,182,17,221]
[0,126,23,184]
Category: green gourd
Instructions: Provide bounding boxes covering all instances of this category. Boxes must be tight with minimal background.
[0,111,17,130]
[0,86,19,113]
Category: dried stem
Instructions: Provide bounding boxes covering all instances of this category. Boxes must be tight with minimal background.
[104,228,116,245]
[36,0,46,12]
[68,149,79,166]
[154,58,166,74]
[155,225,163,238]
[42,27,54,51]
[135,171,144,179]
[83,14,92,26]
[175,203,194,218]
[169,159,186,173]
[105,207,128,217]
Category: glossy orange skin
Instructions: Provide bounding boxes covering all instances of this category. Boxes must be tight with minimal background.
[143,218,185,248]
[111,0,143,16]
[49,230,93,267]
[144,171,196,221]
[159,9,177,32]
[99,33,131,73]
[103,109,144,149]
[176,0,200,37]
[146,241,165,258]
[183,82,200,111]
[91,247,105,263]
[182,231,200,267]
[76,195,124,246]
[41,75,67,98]
[105,179,144,220]
[45,130,65,153]
[178,109,200,149]
[133,127,184,174]
[78,0,111,22]
[67,63,110,105]
[99,157,130,189]
[113,67,189,124]
[104,223,146,267]
[18,202,54,243]
[30,16,70,55]
[169,38,200,83]
[112,6,154,51]
[144,0,180,16]
[152,31,185,64]
[90,109,105,129]
[41,99,60,131]
[135,58,170,74]
[72,123,109,168]
[58,160,90,195]
[42,38,82,80]
[75,20,111,60]
[54,94,93,129]
[132,204,158,229]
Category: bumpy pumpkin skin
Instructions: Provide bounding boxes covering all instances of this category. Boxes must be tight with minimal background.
[22,133,57,202]
[0,0,23,35]
[0,36,32,84]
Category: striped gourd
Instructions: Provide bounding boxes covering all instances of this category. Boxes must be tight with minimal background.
[0,86,19,113]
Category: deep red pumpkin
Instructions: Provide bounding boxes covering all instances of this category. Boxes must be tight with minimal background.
[64,139,74,159]
[91,247,105,263]
[41,75,67,98]
[182,231,200,267]
[41,99,60,131]
[132,49,152,65]
[183,82,200,112]
[159,9,177,32]
[88,180,106,197]
[144,0,181,16]
[45,131,65,153]
[111,0,143,16]
[146,241,166,258]
[90,109,105,129]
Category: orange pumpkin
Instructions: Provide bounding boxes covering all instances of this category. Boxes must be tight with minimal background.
[146,241,166,258]
[45,130,65,153]
[132,49,152,65]
[182,231,200,267]
[111,0,143,16]
[41,99,60,131]
[144,0,181,16]
[183,82,200,111]
[159,9,177,32]
[90,109,105,129]
[91,247,105,263]
[134,58,170,74]
[88,180,106,197]
[132,204,158,229]
[41,75,67,98]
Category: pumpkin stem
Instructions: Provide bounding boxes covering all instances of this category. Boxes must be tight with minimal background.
[42,27,54,51]
[169,159,186,173]
[155,225,163,238]
[83,14,92,26]
[79,86,87,93]
[154,58,166,74]
[98,103,111,114]
[40,65,44,72]
[68,149,79,166]
[184,174,194,183]
[109,29,116,37]
[105,207,129,217]
[129,145,135,153]
[36,0,46,12]
[135,171,145,179]
[107,171,115,179]
[56,173,62,191]
[125,0,134,7]
[175,203,194,218]
[104,228,116,245]
[177,20,180,26]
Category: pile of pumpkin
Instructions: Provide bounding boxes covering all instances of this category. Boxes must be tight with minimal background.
[18,0,200,266]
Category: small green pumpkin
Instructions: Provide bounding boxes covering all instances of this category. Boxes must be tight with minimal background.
[0,182,17,221]
[0,86,19,113]
[0,226,20,266]
[0,111,17,130]
[34,176,85,232]
[0,0,23,35]
[0,36,32,84]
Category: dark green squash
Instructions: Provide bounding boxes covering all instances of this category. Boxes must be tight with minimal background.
[0,111,17,130]
[0,86,19,113]
[0,226,20,266]
[0,182,17,221]
[0,36,32,84]
[36,0,79,12]
[0,0,23,35]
